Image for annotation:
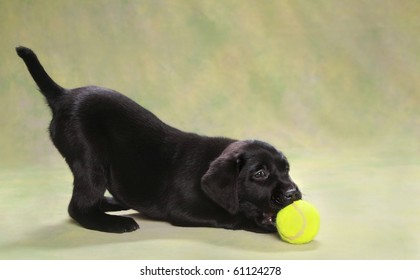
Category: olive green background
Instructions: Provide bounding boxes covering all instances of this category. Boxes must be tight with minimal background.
[0,0,419,259]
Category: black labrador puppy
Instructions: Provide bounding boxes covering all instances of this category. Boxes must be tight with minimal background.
[16,46,302,234]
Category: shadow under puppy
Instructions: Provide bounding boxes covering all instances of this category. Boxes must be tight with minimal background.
[16,46,302,234]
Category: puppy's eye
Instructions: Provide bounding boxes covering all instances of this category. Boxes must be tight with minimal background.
[253,169,269,180]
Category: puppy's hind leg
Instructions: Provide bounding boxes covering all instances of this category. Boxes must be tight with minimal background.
[99,196,131,212]
[67,160,139,233]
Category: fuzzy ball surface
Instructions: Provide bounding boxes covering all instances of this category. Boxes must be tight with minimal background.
[276,200,320,244]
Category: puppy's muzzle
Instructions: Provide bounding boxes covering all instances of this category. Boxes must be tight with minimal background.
[271,187,302,208]
[262,187,302,226]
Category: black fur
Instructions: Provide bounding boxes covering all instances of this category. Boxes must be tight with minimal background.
[16,46,302,233]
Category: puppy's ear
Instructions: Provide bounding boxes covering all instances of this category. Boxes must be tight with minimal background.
[201,149,243,215]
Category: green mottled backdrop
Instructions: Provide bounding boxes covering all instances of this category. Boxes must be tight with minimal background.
[0,0,419,259]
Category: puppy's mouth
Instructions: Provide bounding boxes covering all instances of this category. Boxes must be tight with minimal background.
[261,212,277,226]
[262,199,297,226]
[263,190,302,226]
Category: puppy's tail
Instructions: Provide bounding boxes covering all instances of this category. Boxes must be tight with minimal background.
[16,46,65,106]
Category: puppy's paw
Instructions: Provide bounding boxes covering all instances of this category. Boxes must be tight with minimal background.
[116,216,140,233]
[69,205,140,233]
[103,216,140,233]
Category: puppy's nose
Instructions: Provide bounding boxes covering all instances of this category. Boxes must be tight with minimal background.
[271,187,302,207]
[284,188,302,202]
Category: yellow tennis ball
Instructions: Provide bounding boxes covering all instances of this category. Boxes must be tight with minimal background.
[276,200,320,244]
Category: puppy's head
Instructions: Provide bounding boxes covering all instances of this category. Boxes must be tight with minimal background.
[201,140,302,232]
